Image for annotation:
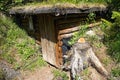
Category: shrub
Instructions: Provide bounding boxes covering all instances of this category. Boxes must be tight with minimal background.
[102,11,120,62]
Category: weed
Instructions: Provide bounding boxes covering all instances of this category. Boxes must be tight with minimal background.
[111,67,120,77]
[52,69,69,80]
[102,58,111,66]
[69,12,96,45]
[68,25,88,45]
[87,12,96,23]
[82,68,90,76]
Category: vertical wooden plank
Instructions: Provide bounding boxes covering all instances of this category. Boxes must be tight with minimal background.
[39,14,57,66]
[55,42,63,67]
[55,18,64,67]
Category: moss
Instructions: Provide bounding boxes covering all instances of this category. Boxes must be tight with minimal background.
[11,1,106,13]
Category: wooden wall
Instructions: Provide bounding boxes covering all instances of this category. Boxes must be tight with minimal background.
[38,14,57,67]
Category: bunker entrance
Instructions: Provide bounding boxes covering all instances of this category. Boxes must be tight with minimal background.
[61,38,72,64]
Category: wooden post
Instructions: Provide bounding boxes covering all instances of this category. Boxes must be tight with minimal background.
[39,14,57,66]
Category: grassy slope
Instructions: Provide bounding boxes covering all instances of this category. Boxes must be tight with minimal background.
[0,13,46,70]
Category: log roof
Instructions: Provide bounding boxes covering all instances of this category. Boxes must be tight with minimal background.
[9,3,107,15]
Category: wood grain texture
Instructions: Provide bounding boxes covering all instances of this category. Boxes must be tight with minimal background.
[39,14,57,66]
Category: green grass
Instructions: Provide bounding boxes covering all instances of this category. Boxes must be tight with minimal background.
[26,0,109,5]
[12,0,107,11]
[111,66,120,77]
[52,69,69,80]
[0,13,46,70]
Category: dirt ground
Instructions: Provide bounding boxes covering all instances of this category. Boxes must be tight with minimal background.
[22,66,54,80]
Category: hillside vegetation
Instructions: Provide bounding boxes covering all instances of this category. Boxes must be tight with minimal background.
[0,13,46,70]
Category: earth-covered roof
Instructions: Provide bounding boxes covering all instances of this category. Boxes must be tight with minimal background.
[9,3,107,15]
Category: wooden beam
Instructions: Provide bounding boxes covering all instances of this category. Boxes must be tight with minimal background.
[58,33,75,40]
[58,21,102,36]
[57,22,81,30]
[88,21,102,28]
[59,26,79,35]
[10,7,107,15]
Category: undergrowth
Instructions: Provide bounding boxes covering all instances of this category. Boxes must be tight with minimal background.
[102,11,120,62]
[0,13,46,70]
[102,11,120,78]
[52,69,69,80]
[111,66,120,77]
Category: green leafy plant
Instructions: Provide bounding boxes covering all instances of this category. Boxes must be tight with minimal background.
[69,12,96,45]
[102,11,120,62]
[68,25,88,45]
[87,12,96,23]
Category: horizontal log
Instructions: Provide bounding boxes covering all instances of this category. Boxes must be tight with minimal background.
[56,16,101,25]
[88,21,102,28]
[59,26,79,35]
[58,32,75,40]
[10,7,107,15]
[58,21,102,35]
[57,22,81,30]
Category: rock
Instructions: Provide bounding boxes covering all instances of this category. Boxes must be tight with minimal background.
[86,30,96,36]
[0,60,22,80]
